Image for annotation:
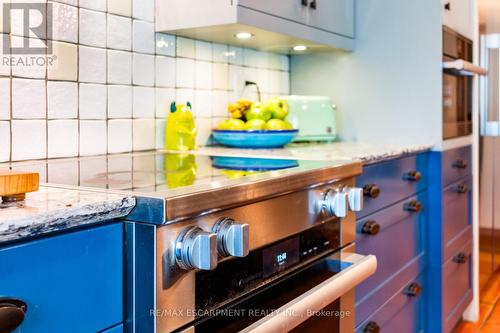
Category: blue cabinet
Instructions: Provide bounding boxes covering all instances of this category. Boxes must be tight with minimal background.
[355,154,428,331]
[0,223,124,333]
[427,146,473,333]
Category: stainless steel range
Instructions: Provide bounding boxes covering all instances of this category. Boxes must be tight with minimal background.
[7,151,376,333]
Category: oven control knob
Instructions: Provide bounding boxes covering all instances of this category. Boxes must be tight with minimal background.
[344,187,363,212]
[323,189,348,218]
[175,227,218,271]
[212,218,249,258]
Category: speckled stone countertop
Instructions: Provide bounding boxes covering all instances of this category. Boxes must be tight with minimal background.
[0,186,135,245]
[195,142,433,165]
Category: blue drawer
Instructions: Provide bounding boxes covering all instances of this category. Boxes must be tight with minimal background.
[357,154,428,218]
[101,324,124,333]
[356,274,424,333]
[0,224,123,333]
[443,177,472,261]
[442,241,472,333]
[355,193,425,300]
[442,146,471,187]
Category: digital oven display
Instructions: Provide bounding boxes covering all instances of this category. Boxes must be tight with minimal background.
[263,237,300,278]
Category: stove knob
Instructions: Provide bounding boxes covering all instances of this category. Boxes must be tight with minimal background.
[175,227,218,271]
[323,189,348,218]
[344,187,363,212]
[212,218,249,257]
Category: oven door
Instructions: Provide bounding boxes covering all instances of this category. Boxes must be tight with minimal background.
[443,66,473,140]
[175,246,376,333]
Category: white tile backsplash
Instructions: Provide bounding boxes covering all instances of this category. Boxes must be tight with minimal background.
[79,120,107,155]
[48,119,78,158]
[107,14,132,51]
[108,50,132,84]
[0,78,10,120]
[47,81,78,119]
[12,79,46,119]
[11,120,46,161]
[79,8,106,47]
[79,46,107,83]
[0,1,10,34]
[79,83,107,119]
[1,1,290,162]
[108,85,132,118]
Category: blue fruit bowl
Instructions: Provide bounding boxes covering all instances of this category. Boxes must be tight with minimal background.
[212,156,299,171]
[212,130,299,148]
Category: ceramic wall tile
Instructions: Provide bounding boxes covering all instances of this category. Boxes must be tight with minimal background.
[108,85,132,118]
[177,37,195,58]
[48,160,79,186]
[47,81,77,119]
[11,120,46,160]
[132,20,154,54]
[212,43,228,63]
[175,88,194,106]
[132,53,154,86]
[194,90,212,118]
[108,0,132,17]
[195,60,212,89]
[195,41,212,61]
[228,46,243,65]
[212,63,228,90]
[133,86,155,118]
[132,0,154,22]
[11,78,46,119]
[10,37,46,78]
[79,83,107,119]
[155,119,165,149]
[47,119,78,158]
[50,2,78,43]
[79,8,106,47]
[79,119,107,155]
[108,119,132,153]
[10,3,47,38]
[132,118,155,151]
[48,41,78,81]
[212,90,228,118]
[0,0,10,34]
[108,50,132,84]
[196,118,212,146]
[175,58,194,88]
[155,87,175,118]
[107,14,132,51]
[0,121,9,162]
[0,78,10,120]
[79,0,106,12]
[155,33,175,56]
[0,34,10,76]
[79,46,106,83]
[155,56,175,87]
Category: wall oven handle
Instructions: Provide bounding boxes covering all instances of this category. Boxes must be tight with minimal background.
[443,59,488,76]
[240,253,377,333]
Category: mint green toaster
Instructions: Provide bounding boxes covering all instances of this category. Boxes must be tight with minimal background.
[283,95,337,142]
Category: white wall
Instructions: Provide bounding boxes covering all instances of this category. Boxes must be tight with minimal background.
[290,0,443,146]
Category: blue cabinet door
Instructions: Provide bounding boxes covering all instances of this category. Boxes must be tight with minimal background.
[0,223,123,333]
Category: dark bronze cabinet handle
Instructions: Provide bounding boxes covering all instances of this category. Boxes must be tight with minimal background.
[444,2,451,10]
[363,184,380,199]
[453,159,468,169]
[455,183,469,194]
[404,200,422,213]
[403,171,422,182]
[310,0,317,9]
[404,282,422,297]
[363,321,380,333]
[301,0,308,6]
[453,252,468,264]
[361,221,380,236]
[0,298,27,333]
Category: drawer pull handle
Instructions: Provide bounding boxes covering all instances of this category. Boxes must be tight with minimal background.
[0,298,27,333]
[363,321,380,333]
[301,0,308,6]
[403,171,422,182]
[444,2,451,11]
[453,159,468,169]
[404,200,422,213]
[361,221,380,236]
[310,0,317,9]
[404,282,422,297]
[455,183,469,194]
[363,184,380,199]
[453,252,468,264]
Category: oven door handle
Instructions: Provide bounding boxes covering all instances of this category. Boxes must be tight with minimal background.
[443,59,488,76]
[240,253,377,333]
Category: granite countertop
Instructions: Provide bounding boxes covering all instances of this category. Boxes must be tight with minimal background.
[195,142,433,164]
[0,186,135,245]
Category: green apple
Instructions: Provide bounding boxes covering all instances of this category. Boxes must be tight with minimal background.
[266,97,289,120]
[226,118,246,131]
[246,103,272,121]
[245,119,266,130]
[283,120,294,130]
[264,119,288,131]
[216,119,233,130]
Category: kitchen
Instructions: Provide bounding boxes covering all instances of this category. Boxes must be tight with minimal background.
[0,0,495,332]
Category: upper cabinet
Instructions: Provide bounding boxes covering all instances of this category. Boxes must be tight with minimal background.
[441,0,474,39]
[156,0,355,53]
